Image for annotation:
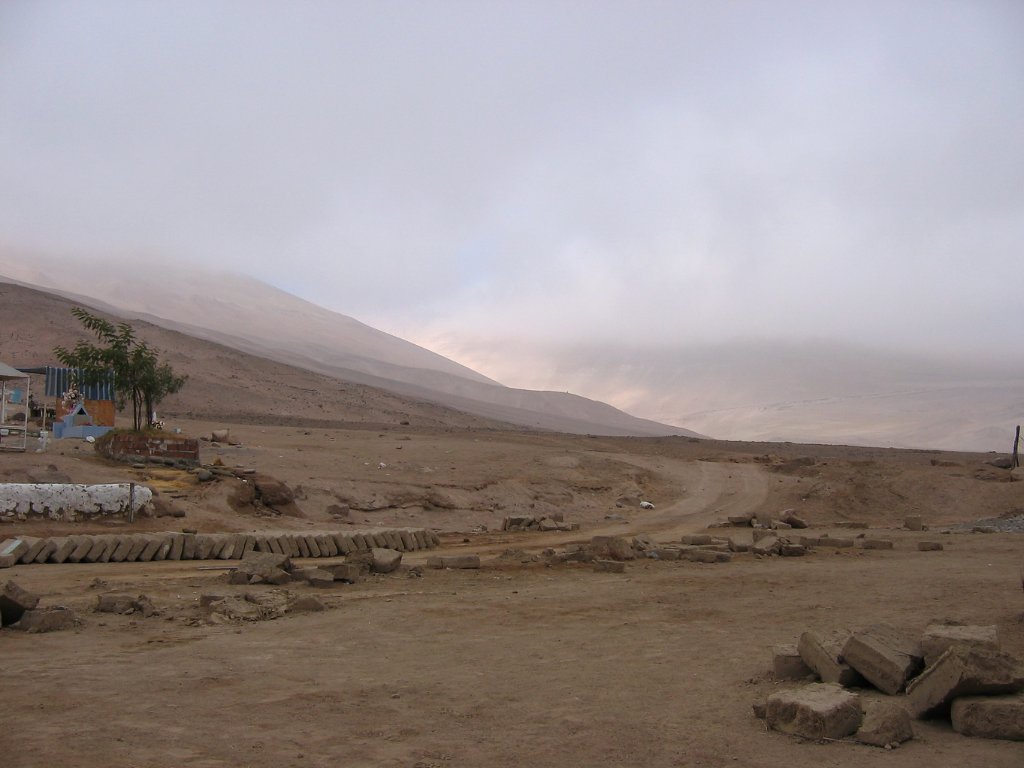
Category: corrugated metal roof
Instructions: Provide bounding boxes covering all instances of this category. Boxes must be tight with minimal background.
[44,367,115,400]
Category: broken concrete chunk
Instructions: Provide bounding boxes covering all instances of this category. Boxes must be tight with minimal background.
[95,593,139,614]
[842,624,923,695]
[0,580,40,626]
[855,699,914,747]
[798,629,864,687]
[292,567,334,588]
[766,683,862,740]
[920,623,999,667]
[773,644,813,681]
[905,647,1024,718]
[951,694,1024,741]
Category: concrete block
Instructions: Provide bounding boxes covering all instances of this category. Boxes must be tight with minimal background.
[295,535,311,558]
[17,536,45,564]
[779,543,808,557]
[0,537,29,560]
[371,548,402,574]
[861,539,894,550]
[216,537,236,560]
[13,606,79,633]
[155,535,174,561]
[125,535,149,562]
[0,554,15,568]
[381,531,400,550]
[334,534,354,555]
[842,624,923,695]
[798,629,863,686]
[195,535,215,560]
[905,647,1024,718]
[951,694,1024,741]
[647,548,681,561]
[766,683,862,740]
[727,514,753,526]
[398,530,415,551]
[49,537,78,564]
[413,530,429,549]
[856,699,914,747]
[917,541,943,551]
[288,595,326,613]
[97,535,116,563]
[773,644,813,681]
[681,548,732,563]
[904,515,924,531]
[1,580,40,625]
[168,533,184,561]
[817,537,854,548]
[109,536,133,563]
[324,562,363,583]
[751,536,780,556]
[83,536,109,563]
[31,539,56,563]
[593,559,626,573]
[293,566,334,587]
[68,536,94,563]
[304,535,322,558]
[137,535,161,562]
[780,510,809,529]
[921,623,999,667]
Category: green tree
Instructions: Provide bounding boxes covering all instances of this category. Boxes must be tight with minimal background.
[54,307,187,431]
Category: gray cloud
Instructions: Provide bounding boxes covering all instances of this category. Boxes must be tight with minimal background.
[2,0,1022,366]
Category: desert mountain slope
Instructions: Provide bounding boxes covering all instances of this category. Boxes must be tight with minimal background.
[0,273,692,437]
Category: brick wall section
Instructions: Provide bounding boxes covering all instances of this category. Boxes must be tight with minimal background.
[98,434,200,465]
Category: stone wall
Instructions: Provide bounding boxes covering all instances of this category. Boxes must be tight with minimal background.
[0,483,153,522]
[96,433,199,466]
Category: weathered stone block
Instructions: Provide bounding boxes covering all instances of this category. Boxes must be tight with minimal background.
[773,644,813,681]
[856,699,914,747]
[951,694,1024,741]
[798,629,863,686]
[766,683,862,740]
[917,541,943,551]
[904,515,924,531]
[294,567,334,587]
[921,623,999,667]
[752,536,780,556]
[593,559,626,573]
[49,537,78,564]
[68,535,94,563]
[0,537,28,561]
[17,536,45,564]
[905,647,1024,718]
[680,534,713,545]
[1,580,39,625]
[324,562,363,583]
[842,624,923,695]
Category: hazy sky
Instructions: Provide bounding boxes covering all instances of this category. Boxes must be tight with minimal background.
[2,1,1022,372]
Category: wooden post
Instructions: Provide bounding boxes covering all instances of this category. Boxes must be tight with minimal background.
[128,482,136,523]
[1013,425,1021,469]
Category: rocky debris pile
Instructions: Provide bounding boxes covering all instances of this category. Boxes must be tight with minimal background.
[723,509,809,529]
[0,580,80,633]
[760,621,1024,744]
[0,527,440,568]
[501,514,578,532]
[951,514,1024,534]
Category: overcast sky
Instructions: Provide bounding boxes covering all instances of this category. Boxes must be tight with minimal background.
[2,1,1022,377]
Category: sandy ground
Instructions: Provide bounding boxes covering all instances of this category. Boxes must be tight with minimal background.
[2,419,1024,766]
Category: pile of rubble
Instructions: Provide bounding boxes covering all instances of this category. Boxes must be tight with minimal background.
[501,514,578,532]
[761,622,1024,744]
[0,527,439,568]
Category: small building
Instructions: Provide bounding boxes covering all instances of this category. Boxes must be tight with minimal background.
[16,366,117,439]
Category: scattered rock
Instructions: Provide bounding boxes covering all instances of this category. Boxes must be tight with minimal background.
[287,595,327,614]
